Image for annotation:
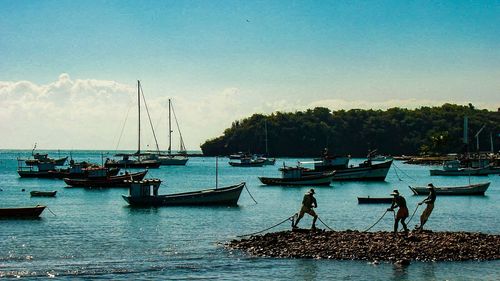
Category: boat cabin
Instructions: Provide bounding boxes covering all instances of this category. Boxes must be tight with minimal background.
[127,179,162,198]
[313,156,349,171]
[443,160,461,171]
[279,166,305,179]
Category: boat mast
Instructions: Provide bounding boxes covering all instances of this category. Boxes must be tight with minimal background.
[168,99,172,155]
[137,80,141,156]
[265,119,268,156]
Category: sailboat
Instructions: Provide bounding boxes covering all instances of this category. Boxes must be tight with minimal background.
[105,80,161,169]
[256,119,275,165]
[143,99,189,165]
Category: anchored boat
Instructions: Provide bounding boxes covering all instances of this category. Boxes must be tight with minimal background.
[357,196,393,204]
[409,182,490,195]
[30,191,57,197]
[122,179,245,206]
[259,166,334,186]
[0,205,46,218]
[64,170,148,188]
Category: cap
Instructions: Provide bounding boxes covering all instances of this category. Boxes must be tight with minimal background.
[390,189,399,196]
[308,188,315,194]
[427,183,435,189]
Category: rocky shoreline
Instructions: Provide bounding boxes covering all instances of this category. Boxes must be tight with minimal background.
[228,230,500,263]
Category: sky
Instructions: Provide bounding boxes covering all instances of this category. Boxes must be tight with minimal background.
[1,0,499,150]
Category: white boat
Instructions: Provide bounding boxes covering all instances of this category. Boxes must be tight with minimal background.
[143,99,189,166]
[259,166,334,186]
[409,182,490,195]
[430,160,491,176]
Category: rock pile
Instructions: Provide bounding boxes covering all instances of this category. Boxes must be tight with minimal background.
[228,230,500,262]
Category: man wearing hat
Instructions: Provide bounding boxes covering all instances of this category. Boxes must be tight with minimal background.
[388,189,409,234]
[292,189,318,229]
[416,183,437,231]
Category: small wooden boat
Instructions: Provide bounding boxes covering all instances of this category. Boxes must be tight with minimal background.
[357,196,393,204]
[0,205,46,218]
[409,182,490,195]
[64,170,148,188]
[259,166,334,186]
[122,179,245,206]
[30,191,57,197]
[104,155,161,169]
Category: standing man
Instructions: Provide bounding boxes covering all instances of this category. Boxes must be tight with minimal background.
[416,183,436,231]
[292,189,318,229]
[388,190,409,234]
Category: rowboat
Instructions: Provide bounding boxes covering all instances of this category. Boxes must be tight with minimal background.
[409,182,490,195]
[122,179,245,206]
[430,160,491,176]
[30,191,57,197]
[357,197,393,204]
[0,205,46,218]
[64,170,148,188]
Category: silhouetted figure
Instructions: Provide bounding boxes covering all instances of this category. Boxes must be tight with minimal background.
[293,189,318,229]
[388,190,409,234]
[416,183,436,230]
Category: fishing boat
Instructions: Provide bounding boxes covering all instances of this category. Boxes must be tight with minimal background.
[30,191,57,197]
[409,182,490,195]
[64,170,148,188]
[259,166,334,186]
[50,164,120,179]
[357,196,393,204]
[142,99,189,166]
[122,179,245,206]
[0,205,46,218]
[229,157,265,167]
[304,149,393,181]
[17,161,58,178]
[430,160,491,176]
[105,81,161,169]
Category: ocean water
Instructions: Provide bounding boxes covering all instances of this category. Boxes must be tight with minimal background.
[0,150,499,280]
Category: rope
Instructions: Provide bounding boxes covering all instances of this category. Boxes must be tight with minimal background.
[363,210,390,232]
[393,164,403,181]
[244,184,258,204]
[406,203,420,224]
[392,162,416,181]
[46,207,57,217]
[317,216,334,231]
[236,214,295,237]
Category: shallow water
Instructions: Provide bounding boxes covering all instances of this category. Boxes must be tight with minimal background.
[0,150,499,280]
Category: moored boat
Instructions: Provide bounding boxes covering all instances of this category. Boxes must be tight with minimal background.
[357,196,393,204]
[30,191,57,197]
[305,150,393,181]
[0,205,46,218]
[259,166,334,186]
[122,179,245,206]
[430,160,490,176]
[229,158,265,167]
[64,170,148,188]
[409,182,490,195]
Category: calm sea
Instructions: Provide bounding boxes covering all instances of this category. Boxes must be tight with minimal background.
[0,150,499,280]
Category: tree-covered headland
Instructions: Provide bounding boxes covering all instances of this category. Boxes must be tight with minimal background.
[201,104,500,157]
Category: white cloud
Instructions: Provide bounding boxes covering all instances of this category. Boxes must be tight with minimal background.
[0,74,498,150]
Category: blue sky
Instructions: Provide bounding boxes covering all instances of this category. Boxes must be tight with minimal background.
[0,1,499,149]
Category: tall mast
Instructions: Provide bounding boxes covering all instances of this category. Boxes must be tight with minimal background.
[137,80,141,155]
[265,119,268,155]
[168,99,172,155]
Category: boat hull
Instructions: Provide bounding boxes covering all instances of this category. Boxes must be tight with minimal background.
[258,172,334,186]
[0,205,46,218]
[64,171,148,188]
[30,191,57,197]
[430,168,490,176]
[229,161,265,167]
[157,157,188,165]
[409,182,490,195]
[105,161,160,169]
[122,183,245,206]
